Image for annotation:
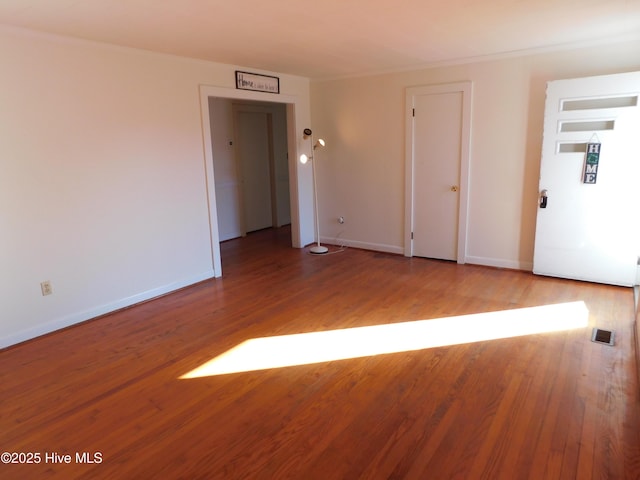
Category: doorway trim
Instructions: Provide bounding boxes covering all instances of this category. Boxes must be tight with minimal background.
[404,82,473,263]
[199,85,302,277]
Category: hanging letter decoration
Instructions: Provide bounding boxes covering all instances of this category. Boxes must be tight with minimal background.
[583,142,601,184]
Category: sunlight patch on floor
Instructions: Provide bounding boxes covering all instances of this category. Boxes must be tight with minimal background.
[180,301,589,378]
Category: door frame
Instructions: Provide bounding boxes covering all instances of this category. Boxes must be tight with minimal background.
[199,85,303,278]
[404,82,473,263]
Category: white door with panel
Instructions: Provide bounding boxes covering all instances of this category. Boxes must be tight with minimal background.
[533,71,640,286]
[406,83,472,262]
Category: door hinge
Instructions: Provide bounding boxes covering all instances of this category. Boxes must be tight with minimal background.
[412,108,415,117]
[411,232,414,240]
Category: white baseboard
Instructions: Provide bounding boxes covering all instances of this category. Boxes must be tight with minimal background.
[321,237,533,271]
[461,256,533,271]
[0,270,215,350]
[321,236,404,255]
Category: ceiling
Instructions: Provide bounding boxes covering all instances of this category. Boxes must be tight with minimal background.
[1,0,639,79]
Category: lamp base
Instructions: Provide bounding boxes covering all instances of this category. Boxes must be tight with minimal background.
[310,245,329,255]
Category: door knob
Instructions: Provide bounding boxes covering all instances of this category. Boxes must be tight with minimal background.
[450,186,458,192]
[540,189,548,208]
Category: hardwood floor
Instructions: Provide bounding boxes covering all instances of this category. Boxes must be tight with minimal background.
[2,227,639,479]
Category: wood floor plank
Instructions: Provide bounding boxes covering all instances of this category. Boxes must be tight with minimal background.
[1,226,639,479]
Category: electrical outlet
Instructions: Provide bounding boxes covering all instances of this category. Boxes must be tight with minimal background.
[40,280,53,296]
[338,216,345,224]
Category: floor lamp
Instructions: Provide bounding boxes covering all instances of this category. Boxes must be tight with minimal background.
[300,128,328,254]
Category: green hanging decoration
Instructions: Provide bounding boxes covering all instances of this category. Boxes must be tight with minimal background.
[583,137,601,184]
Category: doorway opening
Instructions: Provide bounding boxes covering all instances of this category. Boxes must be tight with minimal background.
[199,85,307,278]
[210,99,291,244]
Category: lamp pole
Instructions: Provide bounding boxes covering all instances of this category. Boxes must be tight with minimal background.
[302,128,328,254]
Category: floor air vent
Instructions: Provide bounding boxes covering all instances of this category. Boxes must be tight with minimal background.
[591,328,615,346]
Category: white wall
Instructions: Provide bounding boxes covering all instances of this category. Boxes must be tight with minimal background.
[0,26,310,348]
[311,40,640,269]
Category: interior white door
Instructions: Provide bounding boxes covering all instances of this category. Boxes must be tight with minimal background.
[411,90,463,261]
[237,111,274,233]
[533,71,640,286]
